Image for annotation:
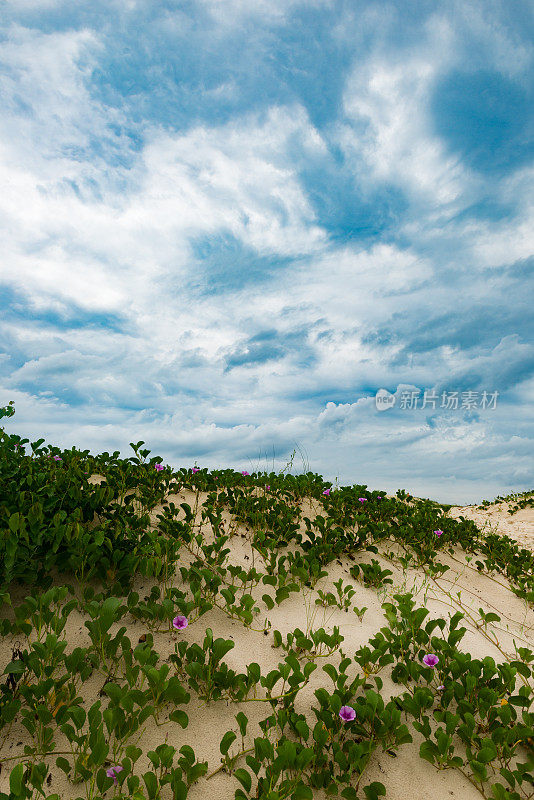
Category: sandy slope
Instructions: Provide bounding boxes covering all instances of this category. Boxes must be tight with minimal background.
[1,489,533,800]
[448,500,534,551]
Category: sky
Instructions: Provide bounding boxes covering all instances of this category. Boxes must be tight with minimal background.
[0,0,533,504]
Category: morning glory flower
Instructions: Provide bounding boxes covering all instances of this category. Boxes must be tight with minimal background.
[241,470,250,476]
[192,467,200,473]
[266,485,270,490]
[358,498,366,503]
[106,766,123,785]
[323,488,331,496]
[437,685,445,691]
[53,455,62,461]
[339,706,356,722]
[422,654,439,667]
[155,463,164,471]
[434,530,443,537]
[172,615,188,630]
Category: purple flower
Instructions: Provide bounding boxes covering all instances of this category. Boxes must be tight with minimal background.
[434,529,443,537]
[339,705,356,722]
[192,466,200,473]
[422,654,439,668]
[241,470,250,476]
[377,496,383,500]
[53,455,62,461]
[155,463,164,471]
[323,488,331,496]
[358,497,366,503]
[437,684,445,691]
[266,484,270,490]
[172,615,188,630]
[106,766,123,785]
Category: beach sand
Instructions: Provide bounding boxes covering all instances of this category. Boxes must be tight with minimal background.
[1,489,533,799]
[448,498,534,551]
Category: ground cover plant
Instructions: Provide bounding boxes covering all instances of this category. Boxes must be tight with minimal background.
[479,492,534,517]
[0,402,533,800]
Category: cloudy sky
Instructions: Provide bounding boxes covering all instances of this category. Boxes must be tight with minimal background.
[1,0,533,503]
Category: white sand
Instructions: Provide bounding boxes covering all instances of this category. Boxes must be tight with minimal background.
[1,489,533,799]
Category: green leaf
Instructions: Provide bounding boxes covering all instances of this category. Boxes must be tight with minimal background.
[3,660,25,675]
[292,783,313,799]
[56,757,71,776]
[420,740,439,764]
[363,782,386,800]
[329,693,341,714]
[169,709,189,728]
[236,712,248,737]
[234,768,252,793]
[187,762,207,784]
[143,771,158,799]
[322,663,337,683]
[125,746,143,763]
[90,735,109,766]
[220,730,237,755]
[491,784,507,800]
[10,763,24,795]
[8,513,20,534]
[170,775,188,800]
[212,638,234,662]
[470,760,488,783]
[262,594,275,610]
[304,661,317,679]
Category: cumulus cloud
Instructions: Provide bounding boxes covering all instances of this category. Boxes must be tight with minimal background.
[0,0,532,503]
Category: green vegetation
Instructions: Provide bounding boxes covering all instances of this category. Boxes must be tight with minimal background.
[0,402,533,800]
[479,491,534,516]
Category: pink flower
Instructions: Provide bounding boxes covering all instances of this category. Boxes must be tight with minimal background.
[434,530,443,537]
[422,654,439,668]
[323,488,331,496]
[241,470,250,476]
[192,467,200,473]
[53,455,62,461]
[266,485,270,490]
[377,496,383,500]
[358,497,366,503]
[106,766,123,785]
[339,705,356,722]
[172,615,188,630]
[155,463,164,471]
[437,684,445,691]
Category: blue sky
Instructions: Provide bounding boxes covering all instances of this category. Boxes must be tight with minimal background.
[0,0,533,503]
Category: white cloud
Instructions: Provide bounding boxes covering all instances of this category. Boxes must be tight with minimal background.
[0,3,532,504]
[340,22,468,209]
[198,0,333,25]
